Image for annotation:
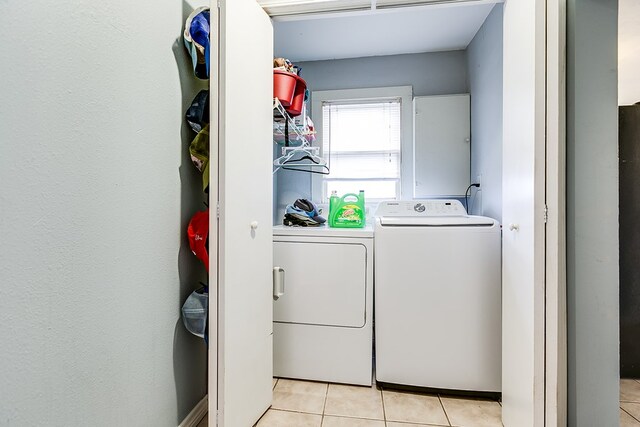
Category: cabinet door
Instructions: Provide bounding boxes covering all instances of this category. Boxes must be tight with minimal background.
[413,94,470,197]
[214,1,273,426]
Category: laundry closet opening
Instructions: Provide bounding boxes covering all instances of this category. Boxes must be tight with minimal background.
[268,0,504,398]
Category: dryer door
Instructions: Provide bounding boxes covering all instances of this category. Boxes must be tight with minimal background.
[273,241,367,328]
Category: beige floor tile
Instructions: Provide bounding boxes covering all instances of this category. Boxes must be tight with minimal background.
[271,379,328,414]
[622,403,640,422]
[440,396,502,427]
[321,415,385,427]
[324,384,384,420]
[196,413,208,427]
[256,409,322,427]
[273,378,278,389]
[622,379,640,403]
[382,389,449,425]
[621,408,640,427]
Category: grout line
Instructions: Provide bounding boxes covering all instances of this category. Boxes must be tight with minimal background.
[320,382,329,426]
[320,414,386,422]
[622,406,640,423]
[438,395,453,427]
[380,386,388,423]
[268,408,323,416]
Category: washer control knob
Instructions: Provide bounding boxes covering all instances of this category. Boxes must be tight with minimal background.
[414,203,426,213]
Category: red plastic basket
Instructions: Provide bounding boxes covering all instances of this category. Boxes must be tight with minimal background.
[286,75,307,117]
[273,70,297,107]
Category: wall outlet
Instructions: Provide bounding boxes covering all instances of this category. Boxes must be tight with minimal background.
[476,174,482,187]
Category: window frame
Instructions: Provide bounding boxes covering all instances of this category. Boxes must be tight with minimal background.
[311,86,413,202]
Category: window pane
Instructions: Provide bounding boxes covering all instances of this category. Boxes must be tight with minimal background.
[321,99,402,201]
[326,180,397,200]
[323,101,401,153]
[329,152,400,179]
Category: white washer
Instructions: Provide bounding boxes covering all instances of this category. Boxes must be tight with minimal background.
[374,200,501,393]
[272,225,374,386]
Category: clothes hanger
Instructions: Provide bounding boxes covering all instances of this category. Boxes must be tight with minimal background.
[273,146,326,167]
[284,154,320,164]
[281,152,329,174]
[282,164,330,175]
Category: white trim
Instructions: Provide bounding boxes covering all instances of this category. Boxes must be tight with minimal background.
[310,86,413,201]
[545,0,567,425]
[260,0,503,20]
[209,3,219,427]
[178,395,209,427]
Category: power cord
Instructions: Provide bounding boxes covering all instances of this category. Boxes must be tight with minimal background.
[464,183,481,213]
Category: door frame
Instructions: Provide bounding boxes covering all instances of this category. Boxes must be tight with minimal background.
[208,1,569,425]
[208,2,220,425]
[544,0,567,425]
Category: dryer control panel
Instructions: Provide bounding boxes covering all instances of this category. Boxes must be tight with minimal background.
[375,199,467,217]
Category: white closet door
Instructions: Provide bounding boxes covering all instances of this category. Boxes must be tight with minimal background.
[214,0,274,426]
[501,0,546,426]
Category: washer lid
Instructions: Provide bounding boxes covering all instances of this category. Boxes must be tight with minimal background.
[378,216,497,227]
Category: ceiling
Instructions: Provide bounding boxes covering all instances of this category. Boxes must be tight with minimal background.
[273,2,497,62]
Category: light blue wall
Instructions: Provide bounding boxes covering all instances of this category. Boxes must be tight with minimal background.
[567,0,619,425]
[466,4,503,221]
[0,1,208,425]
[299,51,468,95]
[274,51,468,223]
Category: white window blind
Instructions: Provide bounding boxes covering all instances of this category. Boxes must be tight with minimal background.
[321,99,401,201]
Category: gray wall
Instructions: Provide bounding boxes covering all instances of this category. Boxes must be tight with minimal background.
[466,4,503,221]
[567,0,619,425]
[0,1,208,425]
[299,51,468,95]
[275,51,468,222]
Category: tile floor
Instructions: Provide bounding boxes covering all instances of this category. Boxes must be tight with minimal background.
[621,379,640,426]
[255,378,502,427]
[195,378,640,426]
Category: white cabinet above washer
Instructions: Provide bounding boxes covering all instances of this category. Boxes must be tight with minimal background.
[413,94,470,197]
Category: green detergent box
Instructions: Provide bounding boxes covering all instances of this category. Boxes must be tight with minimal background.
[328,190,366,228]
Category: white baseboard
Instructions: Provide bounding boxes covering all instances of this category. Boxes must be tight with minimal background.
[179,395,208,427]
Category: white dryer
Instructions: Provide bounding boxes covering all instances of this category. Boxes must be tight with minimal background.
[272,225,374,386]
[374,200,501,393]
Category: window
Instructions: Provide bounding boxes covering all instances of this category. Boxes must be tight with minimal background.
[320,99,402,201]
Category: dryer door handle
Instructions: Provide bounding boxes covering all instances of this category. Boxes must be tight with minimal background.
[273,267,285,300]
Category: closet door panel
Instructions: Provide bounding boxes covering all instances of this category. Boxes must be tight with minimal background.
[216,1,274,426]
